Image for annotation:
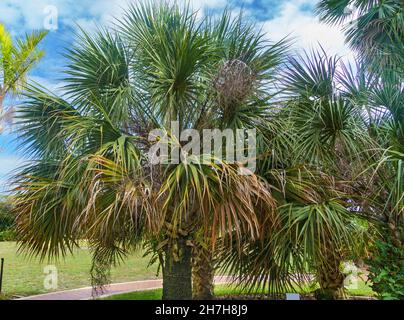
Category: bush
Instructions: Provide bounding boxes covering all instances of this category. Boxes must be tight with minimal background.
[0,230,16,241]
[0,197,15,241]
[366,230,404,300]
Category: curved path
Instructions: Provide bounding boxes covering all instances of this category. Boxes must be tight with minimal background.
[17,276,233,300]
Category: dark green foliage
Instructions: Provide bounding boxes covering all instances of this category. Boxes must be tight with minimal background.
[0,230,15,241]
[0,197,15,241]
[366,229,404,300]
[0,198,13,231]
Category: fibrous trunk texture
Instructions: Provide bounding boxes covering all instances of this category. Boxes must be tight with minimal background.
[315,254,345,300]
[162,236,193,300]
[192,243,214,300]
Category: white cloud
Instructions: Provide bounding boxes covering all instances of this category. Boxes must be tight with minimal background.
[0,0,228,33]
[190,0,227,11]
[76,0,354,62]
[262,0,355,62]
[0,4,20,27]
[29,76,64,95]
[68,0,228,31]
[0,155,26,180]
[0,0,348,55]
[0,0,106,31]
[0,0,60,30]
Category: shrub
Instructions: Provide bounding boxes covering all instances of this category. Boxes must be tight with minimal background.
[0,230,16,241]
[0,197,15,241]
[366,230,404,300]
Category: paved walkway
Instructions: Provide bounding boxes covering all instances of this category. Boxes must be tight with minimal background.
[17,276,233,300]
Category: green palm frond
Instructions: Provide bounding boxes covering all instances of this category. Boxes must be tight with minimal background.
[292,95,369,164]
[316,0,404,72]
[0,23,47,134]
[13,157,85,260]
[0,24,47,95]
[63,27,134,127]
[119,1,213,128]
[16,84,80,158]
[281,49,373,165]
[282,48,337,100]
[360,148,404,224]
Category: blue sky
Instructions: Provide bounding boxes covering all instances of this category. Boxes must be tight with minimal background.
[0,0,353,192]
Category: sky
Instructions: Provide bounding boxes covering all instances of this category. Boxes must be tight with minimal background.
[0,0,354,192]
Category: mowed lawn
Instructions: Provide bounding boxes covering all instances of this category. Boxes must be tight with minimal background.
[0,242,159,297]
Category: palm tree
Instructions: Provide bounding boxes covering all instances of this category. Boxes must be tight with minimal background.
[12,2,288,300]
[218,49,374,299]
[274,49,374,299]
[351,70,403,298]
[317,1,403,297]
[0,23,47,133]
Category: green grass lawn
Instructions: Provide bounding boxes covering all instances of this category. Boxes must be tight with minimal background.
[103,280,375,300]
[0,241,159,297]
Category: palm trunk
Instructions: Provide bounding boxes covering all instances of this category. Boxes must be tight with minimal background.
[192,243,214,300]
[162,236,193,300]
[315,254,345,300]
